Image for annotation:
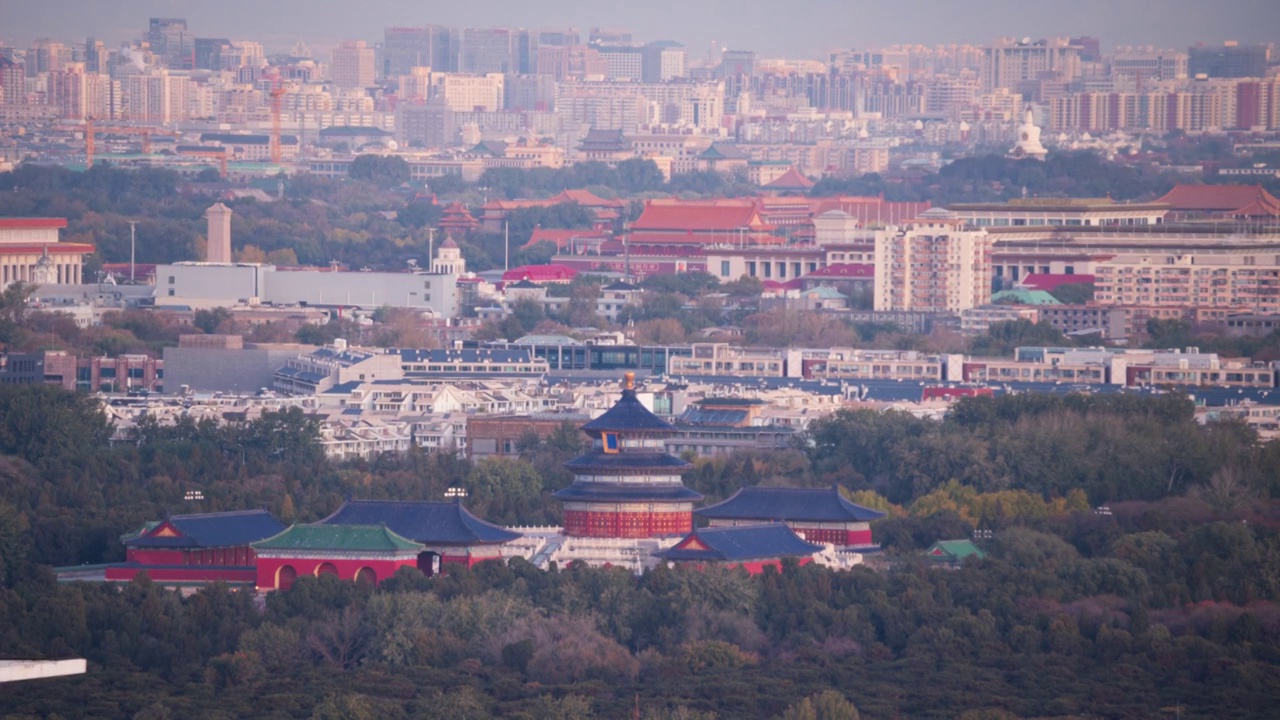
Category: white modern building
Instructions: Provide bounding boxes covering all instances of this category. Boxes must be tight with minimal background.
[154,263,460,317]
[433,72,506,112]
[813,210,860,246]
[948,198,1168,228]
[0,218,92,288]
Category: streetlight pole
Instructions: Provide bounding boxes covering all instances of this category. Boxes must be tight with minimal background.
[127,220,138,283]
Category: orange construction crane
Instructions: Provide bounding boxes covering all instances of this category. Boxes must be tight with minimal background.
[269,75,287,165]
[178,147,229,179]
[83,117,176,169]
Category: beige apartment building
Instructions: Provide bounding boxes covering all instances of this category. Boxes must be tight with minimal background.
[331,40,375,89]
[873,210,994,313]
[982,37,1083,95]
[667,344,798,378]
[1095,251,1280,314]
[803,349,945,382]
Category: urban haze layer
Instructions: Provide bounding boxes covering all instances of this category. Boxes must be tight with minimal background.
[0,6,1278,719]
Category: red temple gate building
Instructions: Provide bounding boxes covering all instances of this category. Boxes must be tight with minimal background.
[555,372,703,538]
[654,523,823,574]
[119,507,284,586]
[695,486,885,548]
[479,190,624,233]
[83,509,287,588]
[251,524,424,591]
[437,201,479,234]
[317,499,521,575]
[625,199,783,256]
[58,501,523,591]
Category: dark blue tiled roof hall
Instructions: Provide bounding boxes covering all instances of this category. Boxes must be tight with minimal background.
[124,509,285,549]
[318,500,520,545]
[655,523,823,562]
[696,486,887,523]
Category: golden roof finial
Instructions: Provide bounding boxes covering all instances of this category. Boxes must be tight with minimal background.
[624,371,635,391]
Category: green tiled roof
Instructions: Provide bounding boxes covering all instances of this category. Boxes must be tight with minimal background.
[805,286,848,299]
[991,289,1062,305]
[252,524,423,553]
[120,520,161,542]
[926,539,986,561]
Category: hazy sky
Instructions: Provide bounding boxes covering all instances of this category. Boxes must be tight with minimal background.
[2,0,1277,59]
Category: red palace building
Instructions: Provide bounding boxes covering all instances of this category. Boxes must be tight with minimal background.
[50,509,290,588]
[252,524,424,591]
[554,373,703,538]
[696,486,885,548]
[436,201,479,234]
[60,501,520,591]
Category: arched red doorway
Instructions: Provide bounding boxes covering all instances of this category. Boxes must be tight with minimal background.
[276,565,297,591]
[417,551,440,577]
[355,567,377,586]
[316,562,339,578]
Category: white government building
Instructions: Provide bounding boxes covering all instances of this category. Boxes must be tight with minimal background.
[0,218,93,288]
[154,203,460,317]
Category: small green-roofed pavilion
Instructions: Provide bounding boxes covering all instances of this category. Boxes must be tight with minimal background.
[925,539,986,562]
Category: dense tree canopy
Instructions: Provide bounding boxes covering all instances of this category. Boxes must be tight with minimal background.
[1,360,1280,719]
[4,138,1280,715]
[811,153,1181,204]
[0,164,440,273]
[0,151,1233,286]
[347,154,411,188]
[968,319,1074,357]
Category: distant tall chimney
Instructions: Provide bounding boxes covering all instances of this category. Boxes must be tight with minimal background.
[205,203,233,263]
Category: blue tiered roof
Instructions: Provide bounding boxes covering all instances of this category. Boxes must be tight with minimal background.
[553,484,704,502]
[696,485,886,523]
[318,500,521,545]
[655,524,823,562]
[578,385,677,436]
[555,373,701,506]
[562,451,693,474]
[123,509,285,549]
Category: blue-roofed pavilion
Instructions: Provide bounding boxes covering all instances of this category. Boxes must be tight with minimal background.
[319,499,520,575]
[654,523,823,573]
[554,372,701,538]
[696,485,884,548]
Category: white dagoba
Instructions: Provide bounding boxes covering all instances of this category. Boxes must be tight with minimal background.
[1010,106,1048,161]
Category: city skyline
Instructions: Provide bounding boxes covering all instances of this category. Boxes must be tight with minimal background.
[1,0,1277,58]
